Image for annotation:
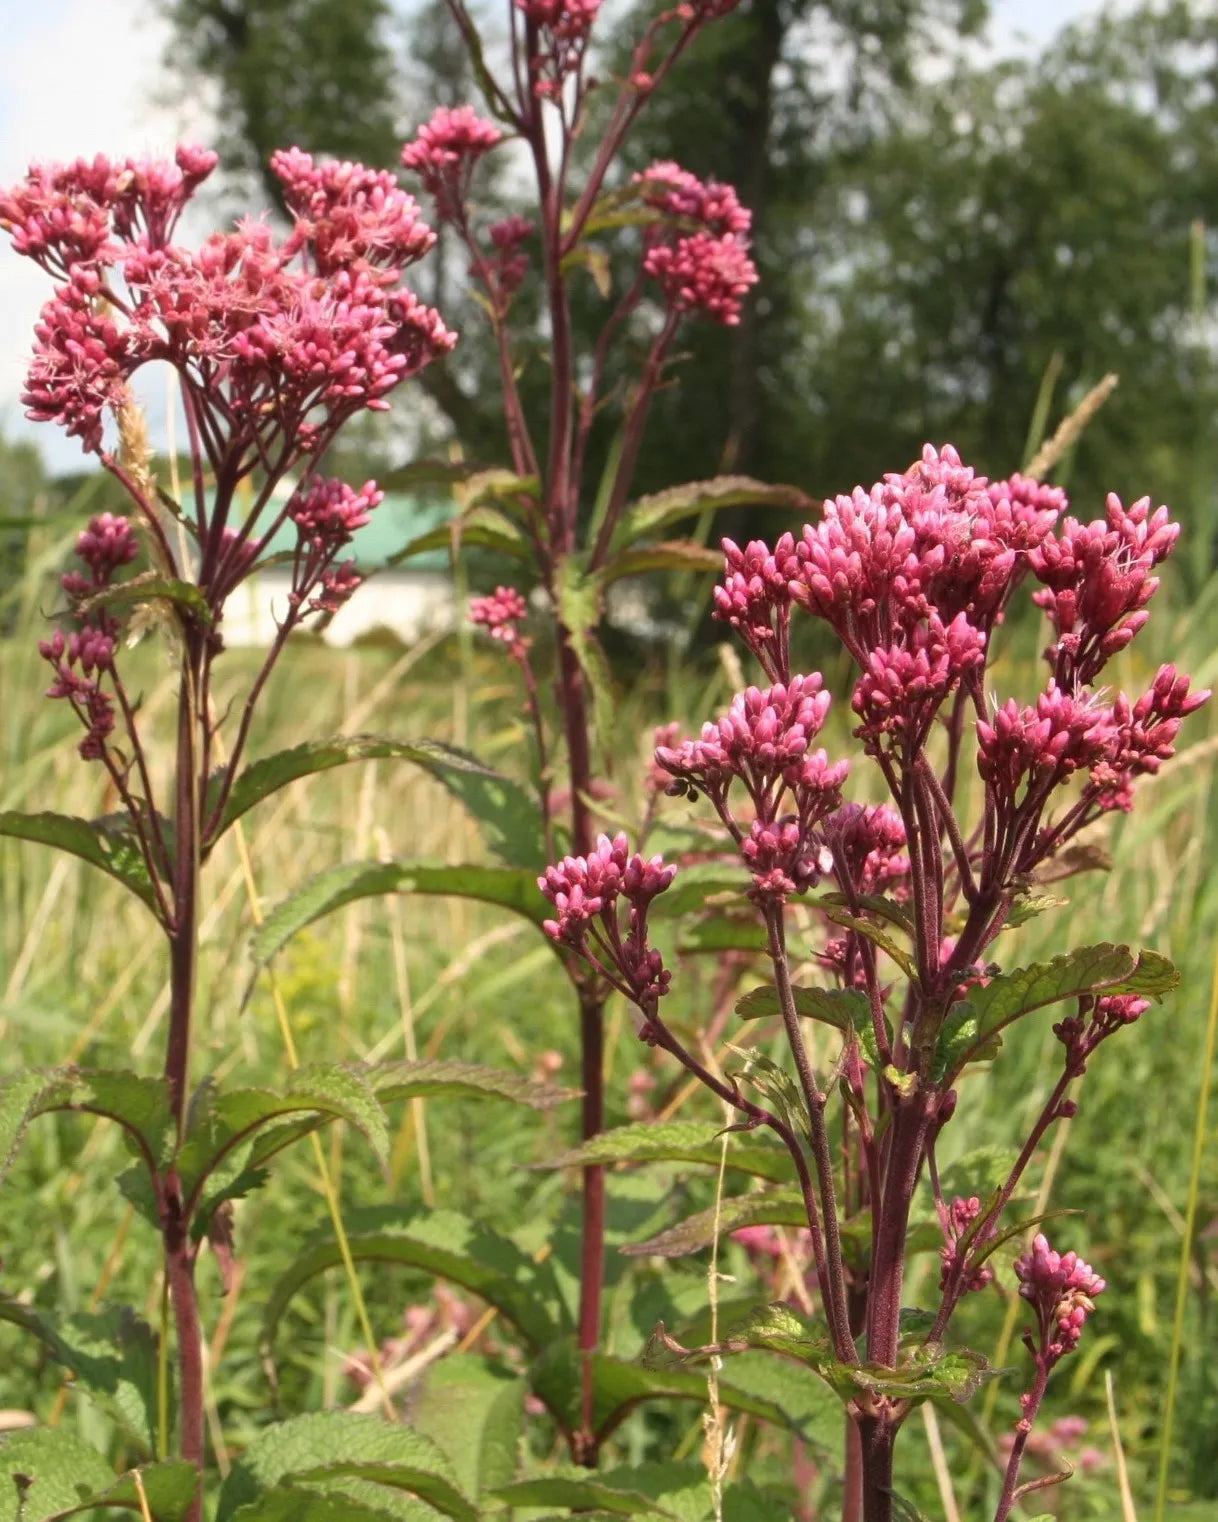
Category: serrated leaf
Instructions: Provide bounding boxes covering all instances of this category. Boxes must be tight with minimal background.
[813,892,915,935]
[848,1345,998,1405]
[488,1477,677,1517]
[225,1491,406,1522]
[0,1068,172,1187]
[818,907,918,980]
[177,1065,388,1216]
[251,862,548,966]
[367,1059,575,1113]
[0,812,158,912]
[48,1461,199,1519]
[408,1355,523,1501]
[260,1209,568,1359]
[611,478,816,551]
[0,1302,162,1452]
[217,1413,474,1522]
[621,1188,808,1258]
[939,943,1180,1075]
[528,1341,825,1444]
[0,1428,115,1522]
[556,559,615,759]
[78,572,212,626]
[213,737,543,868]
[600,540,723,584]
[386,518,528,569]
[1004,893,1069,927]
[734,984,872,1033]
[654,1301,834,1369]
[532,1120,792,1184]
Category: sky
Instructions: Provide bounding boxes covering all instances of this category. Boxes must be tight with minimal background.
[0,0,1103,473]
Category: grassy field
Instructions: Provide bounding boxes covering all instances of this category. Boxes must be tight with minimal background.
[0,495,1215,1519]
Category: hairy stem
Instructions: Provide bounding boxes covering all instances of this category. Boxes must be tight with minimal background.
[164,641,205,1520]
[858,1415,895,1522]
[763,904,857,1362]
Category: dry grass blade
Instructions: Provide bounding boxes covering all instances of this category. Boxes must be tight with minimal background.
[1024,373,1119,478]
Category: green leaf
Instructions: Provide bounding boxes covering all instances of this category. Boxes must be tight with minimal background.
[620,1188,809,1258]
[0,812,158,912]
[0,1068,172,1186]
[408,1355,524,1501]
[939,942,1180,1075]
[177,1065,389,1216]
[0,1302,162,1453]
[812,892,915,936]
[611,478,815,551]
[529,1341,835,1446]
[649,865,748,919]
[78,572,212,626]
[734,984,872,1033]
[556,559,615,759]
[217,1414,475,1522]
[386,517,528,569]
[0,1428,114,1522]
[600,541,723,584]
[488,1477,677,1517]
[817,907,918,980]
[652,1301,834,1369]
[367,1059,576,1114]
[260,1209,569,1360]
[224,1491,408,1522]
[532,1120,792,1184]
[847,1345,998,1406]
[48,1462,199,1519]
[251,861,549,965]
[214,737,543,868]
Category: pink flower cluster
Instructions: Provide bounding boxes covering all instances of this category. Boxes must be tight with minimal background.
[636,161,757,327]
[938,1195,995,1295]
[515,0,602,92]
[402,107,503,220]
[635,161,751,238]
[656,677,849,899]
[469,585,530,657]
[713,534,794,680]
[824,802,910,899]
[3,145,454,463]
[705,446,1208,856]
[1031,492,1178,687]
[487,216,534,301]
[270,149,435,276]
[39,513,139,760]
[0,145,217,276]
[1014,1233,1105,1366]
[274,476,384,618]
[538,833,676,1010]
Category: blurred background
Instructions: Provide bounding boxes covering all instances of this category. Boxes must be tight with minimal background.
[1,2,1217,1517]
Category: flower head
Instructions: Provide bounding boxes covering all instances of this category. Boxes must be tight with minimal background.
[538,834,676,1011]
[402,107,503,219]
[1030,493,1179,685]
[713,534,795,680]
[643,231,757,326]
[1015,1233,1105,1364]
[470,585,530,657]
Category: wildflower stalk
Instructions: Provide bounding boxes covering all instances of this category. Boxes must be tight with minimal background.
[543,444,1205,1518]
[409,0,758,1464]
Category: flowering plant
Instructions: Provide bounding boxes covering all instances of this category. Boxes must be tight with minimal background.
[537,444,1204,1517]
